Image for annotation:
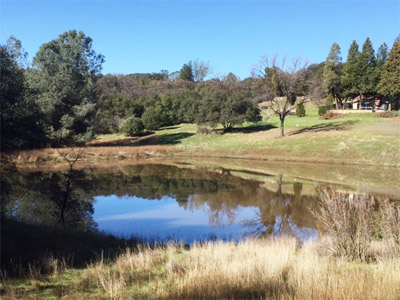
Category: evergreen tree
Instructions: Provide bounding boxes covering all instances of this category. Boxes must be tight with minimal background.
[179,63,194,82]
[342,40,361,98]
[322,43,342,108]
[376,42,389,86]
[377,43,389,67]
[359,37,378,94]
[27,30,104,145]
[378,37,400,104]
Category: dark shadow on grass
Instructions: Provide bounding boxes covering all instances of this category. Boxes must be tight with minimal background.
[133,132,194,146]
[219,124,278,134]
[88,131,155,147]
[291,120,358,135]
[1,219,139,277]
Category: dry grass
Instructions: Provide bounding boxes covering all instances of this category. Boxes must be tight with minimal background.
[10,145,181,165]
[3,238,400,300]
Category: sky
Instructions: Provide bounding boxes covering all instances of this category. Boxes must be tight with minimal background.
[1,0,399,79]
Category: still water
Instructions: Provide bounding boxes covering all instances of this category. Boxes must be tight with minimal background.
[6,164,323,243]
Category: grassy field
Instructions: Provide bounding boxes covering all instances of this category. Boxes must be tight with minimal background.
[2,237,400,300]
[90,108,400,167]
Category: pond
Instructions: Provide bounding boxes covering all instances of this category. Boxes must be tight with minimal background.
[2,161,399,243]
[3,162,398,243]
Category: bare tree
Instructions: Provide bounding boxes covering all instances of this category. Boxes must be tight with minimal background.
[252,55,309,137]
[191,59,213,82]
[56,147,87,229]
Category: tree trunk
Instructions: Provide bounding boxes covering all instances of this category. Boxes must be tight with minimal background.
[280,117,285,137]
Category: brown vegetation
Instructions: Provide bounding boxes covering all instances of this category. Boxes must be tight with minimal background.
[319,111,343,120]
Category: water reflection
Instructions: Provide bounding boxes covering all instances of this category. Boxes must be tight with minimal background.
[4,164,321,242]
[4,168,95,230]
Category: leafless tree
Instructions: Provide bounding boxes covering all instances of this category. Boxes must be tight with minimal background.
[191,59,213,82]
[252,55,309,137]
[56,147,87,229]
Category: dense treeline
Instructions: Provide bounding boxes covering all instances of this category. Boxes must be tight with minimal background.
[1,30,399,150]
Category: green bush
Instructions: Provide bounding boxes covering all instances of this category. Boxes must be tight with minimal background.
[296,104,306,117]
[122,117,144,136]
[141,107,165,130]
[318,106,328,116]
[325,94,335,109]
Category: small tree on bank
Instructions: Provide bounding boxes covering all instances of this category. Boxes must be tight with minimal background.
[252,55,308,137]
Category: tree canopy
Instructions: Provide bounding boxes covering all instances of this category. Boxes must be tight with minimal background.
[27,30,104,145]
[378,37,400,98]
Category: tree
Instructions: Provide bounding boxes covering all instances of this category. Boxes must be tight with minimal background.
[322,43,342,108]
[141,106,165,130]
[6,35,29,68]
[376,42,389,85]
[179,63,194,82]
[196,87,260,132]
[192,59,212,82]
[252,55,308,137]
[359,37,378,95]
[122,117,144,136]
[27,30,104,145]
[0,43,45,151]
[342,40,361,98]
[378,37,400,109]
[224,72,239,84]
[377,43,389,67]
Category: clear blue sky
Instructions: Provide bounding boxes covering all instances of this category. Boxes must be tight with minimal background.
[1,0,399,79]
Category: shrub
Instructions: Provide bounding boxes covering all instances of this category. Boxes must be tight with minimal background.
[314,189,378,262]
[314,188,400,262]
[197,127,212,135]
[319,111,342,120]
[377,111,397,118]
[325,94,335,109]
[141,107,164,130]
[318,106,328,116]
[296,104,306,117]
[122,117,144,136]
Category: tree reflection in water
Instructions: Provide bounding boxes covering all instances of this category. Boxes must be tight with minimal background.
[4,167,95,231]
[4,164,318,239]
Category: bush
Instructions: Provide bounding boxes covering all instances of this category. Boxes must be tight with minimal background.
[141,107,164,130]
[318,106,328,116]
[122,117,144,136]
[377,111,397,118]
[314,188,400,262]
[320,111,342,120]
[296,104,306,117]
[197,127,212,135]
[325,94,335,109]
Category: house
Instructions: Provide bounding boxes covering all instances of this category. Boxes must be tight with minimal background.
[344,95,391,111]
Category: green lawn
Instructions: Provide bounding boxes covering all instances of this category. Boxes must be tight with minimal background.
[93,109,400,166]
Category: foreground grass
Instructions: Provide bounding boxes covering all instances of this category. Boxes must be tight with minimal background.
[2,238,400,300]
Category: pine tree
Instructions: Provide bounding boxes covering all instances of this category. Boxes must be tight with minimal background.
[359,37,378,94]
[322,43,342,108]
[377,43,389,67]
[179,63,194,82]
[378,37,400,105]
[342,40,361,98]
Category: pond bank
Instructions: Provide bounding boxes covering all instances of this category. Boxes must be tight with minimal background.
[8,147,400,197]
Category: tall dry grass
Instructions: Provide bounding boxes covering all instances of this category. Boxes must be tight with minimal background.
[75,238,400,300]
